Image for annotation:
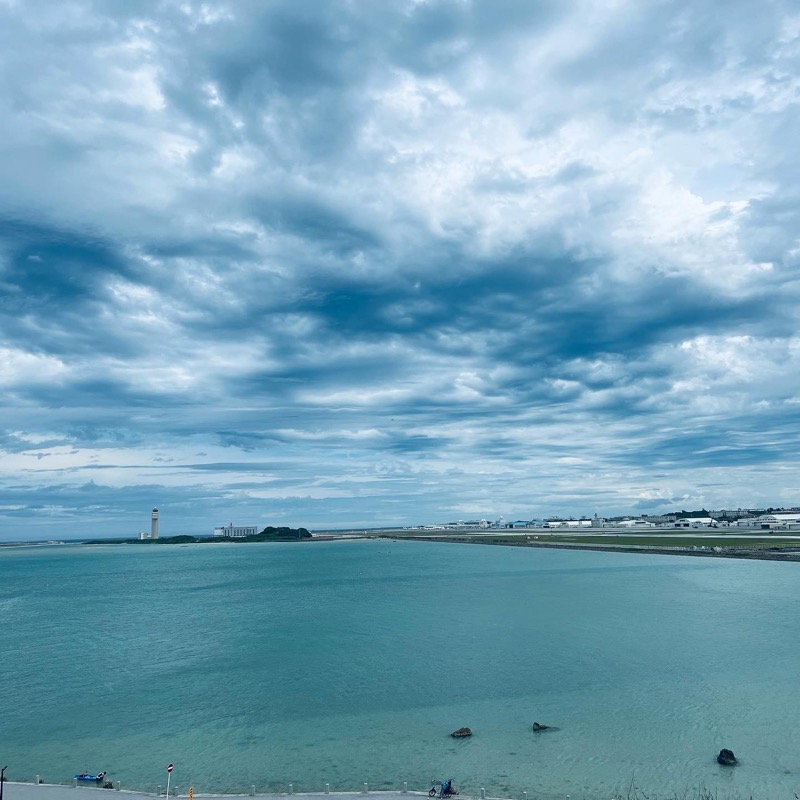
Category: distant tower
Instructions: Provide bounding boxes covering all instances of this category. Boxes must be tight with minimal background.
[151,507,160,539]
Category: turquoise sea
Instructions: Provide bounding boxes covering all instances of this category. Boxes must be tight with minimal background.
[1,540,798,800]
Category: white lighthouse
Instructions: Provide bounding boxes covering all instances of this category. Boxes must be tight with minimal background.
[151,507,160,539]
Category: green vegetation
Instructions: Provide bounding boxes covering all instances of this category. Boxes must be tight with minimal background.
[232,526,312,542]
[85,534,200,545]
[152,535,197,544]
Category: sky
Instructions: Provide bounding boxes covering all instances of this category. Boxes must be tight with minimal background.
[2,0,800,540]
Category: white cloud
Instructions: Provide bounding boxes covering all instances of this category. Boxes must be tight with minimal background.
[2,0,800,537]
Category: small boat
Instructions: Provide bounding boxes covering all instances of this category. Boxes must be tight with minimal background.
[75,772,106,783]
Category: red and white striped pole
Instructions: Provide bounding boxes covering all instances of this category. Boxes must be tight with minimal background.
[166,764,174,800]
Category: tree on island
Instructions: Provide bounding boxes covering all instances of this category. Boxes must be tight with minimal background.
[211,526,312,542]
[248,526,311,541]
[212,526,312,542]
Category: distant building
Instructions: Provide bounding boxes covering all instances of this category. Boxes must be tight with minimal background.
[755,513,800,529]
[606,519,656,529]
[138,508,160,539]
[712,509,746,520]
[641,515,670,524]
[674,517,718,528]
[424,519,491,530]
[544,519,592,528]
[214,523,259,538]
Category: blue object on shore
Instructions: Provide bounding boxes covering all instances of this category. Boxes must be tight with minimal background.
[75,772,106,782]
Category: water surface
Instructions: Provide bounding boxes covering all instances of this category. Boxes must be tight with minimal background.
[1,540,797,800]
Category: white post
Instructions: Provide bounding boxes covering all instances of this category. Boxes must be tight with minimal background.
[402,783,407,794]
[289,784,293,795]
[166,772,171,800]
[523,792,527,800]
[325,785,330,794]
[363,783,368,794]
[116,782,121,791]
[73,779,77,788]
[35,776,40,785]
[157,786,162,796]
[480,789,486,800]
[250,786,255,797]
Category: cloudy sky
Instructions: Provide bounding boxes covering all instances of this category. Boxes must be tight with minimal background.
[2,0,800,539]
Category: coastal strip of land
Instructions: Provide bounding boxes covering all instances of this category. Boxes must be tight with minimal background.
[347,528,800,562]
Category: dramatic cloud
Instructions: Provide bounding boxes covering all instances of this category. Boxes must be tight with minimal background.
[2,0,800,539]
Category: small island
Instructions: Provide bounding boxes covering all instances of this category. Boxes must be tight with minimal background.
[87,526,312,545]
[232,526,312,542]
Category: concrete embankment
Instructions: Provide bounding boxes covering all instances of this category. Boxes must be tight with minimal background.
[6,786,437,800]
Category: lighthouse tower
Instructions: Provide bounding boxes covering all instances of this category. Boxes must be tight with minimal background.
[151,507,160,539]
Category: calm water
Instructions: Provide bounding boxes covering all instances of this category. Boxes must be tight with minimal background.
[1,540,798,800]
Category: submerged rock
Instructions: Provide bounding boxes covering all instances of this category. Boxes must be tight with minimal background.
[451,727,472,738]
[532,722,550,732]
[717,749,737,766]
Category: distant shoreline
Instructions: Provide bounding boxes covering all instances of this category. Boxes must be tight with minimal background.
[351,529,800,563]
[4,531,800,563]
[420,537,800,561]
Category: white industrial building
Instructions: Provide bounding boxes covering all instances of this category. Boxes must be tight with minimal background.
[755,513,800,529]
[674,517,720,528]
[544,519,592,528]
[605,519,656,529]
[214,523,259,538]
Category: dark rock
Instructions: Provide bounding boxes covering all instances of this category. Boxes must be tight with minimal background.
[451,727,472,738]
[717,748,737,766]
[532,722,550,731]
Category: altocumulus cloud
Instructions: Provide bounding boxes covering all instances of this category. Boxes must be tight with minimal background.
[2,0,800,539]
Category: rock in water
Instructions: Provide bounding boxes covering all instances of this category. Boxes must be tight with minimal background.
[717,749,737,765]
[451,727,472,738]
[532,722,550,732]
